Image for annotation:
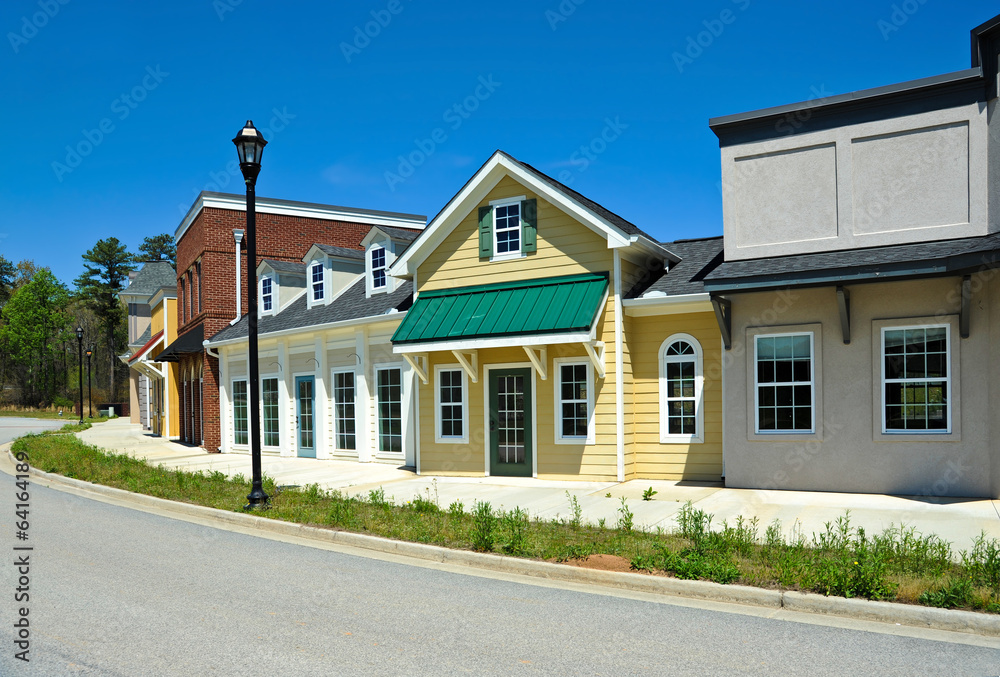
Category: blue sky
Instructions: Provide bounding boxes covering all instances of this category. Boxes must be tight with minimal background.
[1,0,996,286]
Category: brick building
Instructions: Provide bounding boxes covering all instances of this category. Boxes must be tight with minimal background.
[154,191,424,451]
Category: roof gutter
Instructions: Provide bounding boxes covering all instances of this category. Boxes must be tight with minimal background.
[623,293,712,316]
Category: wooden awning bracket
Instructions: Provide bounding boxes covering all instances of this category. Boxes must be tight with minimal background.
[403,353,429,385]
[960,275,971,339]
[452,350,479,383]
[712,296,732,350]
[522,346,548,380]
[836,286,851,345]
[583,341,606,379]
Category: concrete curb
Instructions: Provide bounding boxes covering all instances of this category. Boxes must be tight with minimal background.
[6,444,1000,638]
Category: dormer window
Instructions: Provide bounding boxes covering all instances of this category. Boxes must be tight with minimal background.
[371,246,386,291]
[261,277,273,312]
[494,203,521,255]
[310,262,324,301]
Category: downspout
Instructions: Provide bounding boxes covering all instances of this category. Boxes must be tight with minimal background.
[231,229,244,325]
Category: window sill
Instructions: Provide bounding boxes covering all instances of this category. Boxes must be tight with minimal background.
[435,436,470,445]
[875,430,960,443]
[660,435,704,445]
[554,436,594,446]
[490,252,525,263]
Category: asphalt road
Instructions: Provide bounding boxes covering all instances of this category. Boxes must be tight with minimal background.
[0,454,999,674]
[0,417,68,445]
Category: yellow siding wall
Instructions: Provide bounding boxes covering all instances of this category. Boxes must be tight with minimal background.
[630,311,723,481]
[418,175,613,293]
[415,173,622,481]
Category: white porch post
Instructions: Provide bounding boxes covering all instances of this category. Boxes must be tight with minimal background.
[219,347,230,453]
[614,249,625,482]
[315,335,329,459]
[278,338,293,457]
[355,327,372,463]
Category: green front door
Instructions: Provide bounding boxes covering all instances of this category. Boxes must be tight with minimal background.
[296,375,316,458]
[489,368,532,477]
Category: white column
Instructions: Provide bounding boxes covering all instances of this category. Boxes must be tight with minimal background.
[315,335,329,459]
[278,338,292,457]
[614,249,625,482]
[219,347,230,453]
[355,327,372,463]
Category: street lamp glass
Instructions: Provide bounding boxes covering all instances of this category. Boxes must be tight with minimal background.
[86,349,92,357]
[75,326,83,340]
[232,120,267,168]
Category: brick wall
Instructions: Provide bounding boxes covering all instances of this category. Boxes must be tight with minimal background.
[174,204,420,451]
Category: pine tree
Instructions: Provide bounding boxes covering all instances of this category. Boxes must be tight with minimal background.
[138,233,177,266]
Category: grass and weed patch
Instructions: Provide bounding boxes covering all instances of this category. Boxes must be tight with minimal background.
[12,432,1000,614]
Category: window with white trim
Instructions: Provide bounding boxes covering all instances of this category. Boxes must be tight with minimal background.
[494,202,521,256]
[233,379,248,445]
[333,370,356,450]
[435,367,467,443]
[659,335,704,442]
[310,262,324,301]
[882,325,950,432]
[261,276,273,313]
[555,360,594,444]
[262,377,279,447]
[376,367,403,453]
[755,333,814,433]
[371,246,386,291]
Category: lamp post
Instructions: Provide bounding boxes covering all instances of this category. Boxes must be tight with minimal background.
[75,327,84,426]
[85,346,93,418]
[233,120,269,510]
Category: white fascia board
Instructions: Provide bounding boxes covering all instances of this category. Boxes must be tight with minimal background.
[393,332,592,354]
[205,310,404,348]
[623,293,713,316]
[175,192,426,243]
[389,152,635,277]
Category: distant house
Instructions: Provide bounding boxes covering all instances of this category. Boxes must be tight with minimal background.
[703,14,1000,497]
[119,261,177,436]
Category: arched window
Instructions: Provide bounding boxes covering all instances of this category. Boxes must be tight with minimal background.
[659,334,704,444]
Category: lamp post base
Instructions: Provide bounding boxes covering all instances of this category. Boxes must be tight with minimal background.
[244,483,270,511]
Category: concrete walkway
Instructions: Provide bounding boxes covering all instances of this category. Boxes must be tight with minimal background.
[78,419,1000,551]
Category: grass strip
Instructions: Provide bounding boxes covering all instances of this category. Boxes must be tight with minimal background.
[12,427,1000,614]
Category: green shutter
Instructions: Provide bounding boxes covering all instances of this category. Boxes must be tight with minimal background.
[521,198,537,253]
[478,206,493,258]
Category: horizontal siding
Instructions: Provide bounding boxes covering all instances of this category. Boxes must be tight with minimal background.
[418,176,613,292]
[630,311,724,481]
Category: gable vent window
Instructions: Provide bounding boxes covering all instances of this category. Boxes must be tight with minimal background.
[371,246,386,290]
[310,262,324,301]
[261,277,273,312]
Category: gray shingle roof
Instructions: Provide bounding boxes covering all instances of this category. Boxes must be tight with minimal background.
[704,231,1000,290]
[131,324,152,348]
[208,277,412,344]
[627,237,724,299]
[262,259,307,274]
[122,261,175,297]
[373,225,421,242]
[314,244,364,260]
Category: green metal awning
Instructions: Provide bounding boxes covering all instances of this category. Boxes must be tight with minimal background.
[392,272,609,351]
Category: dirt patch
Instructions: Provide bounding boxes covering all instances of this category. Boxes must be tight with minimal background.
[563,554,634,573]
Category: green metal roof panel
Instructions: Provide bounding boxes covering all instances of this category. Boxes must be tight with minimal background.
[392,273,609,345]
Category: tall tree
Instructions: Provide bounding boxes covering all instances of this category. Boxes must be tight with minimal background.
[74,237,136,403]
[138,233,177,266]
[0,270,70,406]
[0,255,14,309]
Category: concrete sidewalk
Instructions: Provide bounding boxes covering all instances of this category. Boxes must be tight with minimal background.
[78,419,1000,551]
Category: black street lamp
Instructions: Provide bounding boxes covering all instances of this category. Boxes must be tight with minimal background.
[233,120,269,510]
[86,346,93,418]
[75,327,84,426]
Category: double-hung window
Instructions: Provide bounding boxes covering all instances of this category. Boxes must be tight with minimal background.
[882,325,949,432]
[233,379,248,445]
[659,335,703,442]
[755,333,814,433]
[261,277,273,313]
[333,370,356,450]
[376,366,403,453]
[262,377,279,447]
[435,367,467,443]
[555,360,594,444]
[371,246,386,291]
[310,262,324,301]
[494,202,521,256]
